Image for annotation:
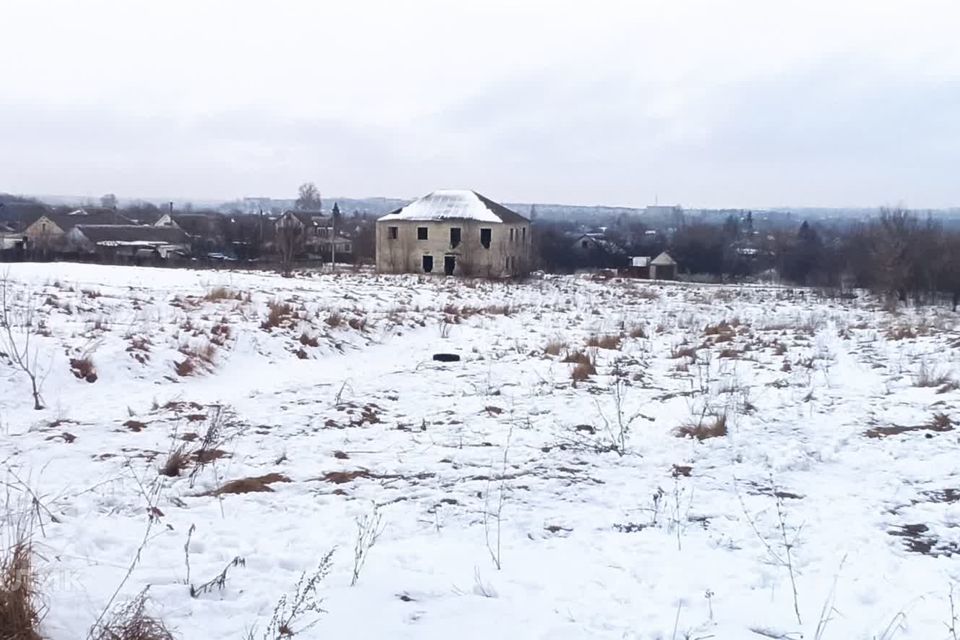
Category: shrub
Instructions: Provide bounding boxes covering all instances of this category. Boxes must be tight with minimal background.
[628,325,646,339]
[0,539,42,640]
[675,414,728,441]
[348,316,367,331]
[324,312,344,328]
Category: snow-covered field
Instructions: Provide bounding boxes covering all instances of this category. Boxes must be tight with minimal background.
[1,262,959,639]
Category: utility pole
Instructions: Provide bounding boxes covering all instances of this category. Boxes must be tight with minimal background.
[331,202,340,272]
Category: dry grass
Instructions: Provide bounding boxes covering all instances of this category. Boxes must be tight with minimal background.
[885,325,917,341]
[206,473,291,496]
[865,413,954,438]
[159,446,190,477]
[173,358,197,377]
[92,590,173,640]
[585,334,622,350]
[628,325,647,339]
[299,332,320,348]
[914,362,954,388]
[204,286,243,302]
[670,345,699,360]
[325,311,345,328]
[543,339,567,357]
[675,414,728,441]
[70,356,98,383]
[261,300,294,331]
[0,540,42,640]
[348,316,367,331]
[483,304,513,316]
[563,350,598,382]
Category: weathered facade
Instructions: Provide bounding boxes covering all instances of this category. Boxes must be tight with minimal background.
[376,190,531,277]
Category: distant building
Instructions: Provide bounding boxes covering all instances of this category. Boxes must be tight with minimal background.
[623,252,678,280]
[64,225,191,260]
[376,190,531,277]
[570,233,626,269]
[275,210,352,260]
[645,204,683,217]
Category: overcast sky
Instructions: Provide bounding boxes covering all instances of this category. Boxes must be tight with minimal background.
[2,0,959,208]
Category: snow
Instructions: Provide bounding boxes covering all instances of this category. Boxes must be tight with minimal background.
[0,262,959,639]
[378,190,505,223]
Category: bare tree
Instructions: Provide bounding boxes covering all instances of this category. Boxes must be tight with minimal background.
[295,183,322,211]
[275,215,305,276]
[0,273,47,410]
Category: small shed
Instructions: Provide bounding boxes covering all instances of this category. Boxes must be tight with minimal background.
[650,252,677,280]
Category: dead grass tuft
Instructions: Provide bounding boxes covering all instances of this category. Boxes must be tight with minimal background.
[261,300,294,331]
[299,332,320,347]
[348,316,367,331]
[885,325,917,341]
[585,334,622,350]
[204,286,243,302]
[543,339,567,357]
[159,446,190,477]
[174,358,197,377]
[92,590,173,640]
[0,540,43,640]
[671,345,699,360]
[70,356,98,383]
[206,473,290,496]
[325,311,345,328]
[628,325,647,339]
[563,350,597,382]
[914,362,954,388]
[675,414,728,441]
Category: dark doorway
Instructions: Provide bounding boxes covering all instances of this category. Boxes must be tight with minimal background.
[422,255,433,273]
[444,255,456,275]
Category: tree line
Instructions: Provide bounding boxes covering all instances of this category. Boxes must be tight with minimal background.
[534,208,960,310]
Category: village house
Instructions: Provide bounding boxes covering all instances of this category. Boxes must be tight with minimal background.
[275,209,353,260]
[21,208,132,251]
[375,190,530,277]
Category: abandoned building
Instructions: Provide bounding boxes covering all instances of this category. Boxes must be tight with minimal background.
[375,190,531,277]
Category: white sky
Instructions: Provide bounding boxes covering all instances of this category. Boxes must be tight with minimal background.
[2,0,959,208]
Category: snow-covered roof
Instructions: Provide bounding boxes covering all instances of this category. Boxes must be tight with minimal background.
[631,256,651,267]
[651,251,676,266]
[378,190,528,224]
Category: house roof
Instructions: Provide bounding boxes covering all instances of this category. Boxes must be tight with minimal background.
[574,234,626,255]
[631,256,651,267]
[651,251,677,266]
[73,225,190,245]
[379,190,528,224]
[280,210,332,227]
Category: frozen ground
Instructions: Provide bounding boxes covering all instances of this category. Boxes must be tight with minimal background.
[1,263,959,639]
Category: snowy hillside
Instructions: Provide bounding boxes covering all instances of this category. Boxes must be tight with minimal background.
[1,263,958,639]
